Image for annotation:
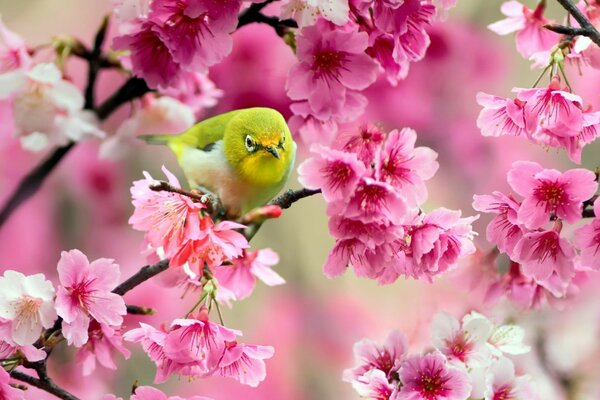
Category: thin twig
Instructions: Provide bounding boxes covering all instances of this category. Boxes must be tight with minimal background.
[149,181,221,213]
[84,15,109,109]
[10,368,79,400]
[268,188,322,209]
[554,0,600,47]
[545,24,589,36]
[126,304,155,315]
[112,259,170,296]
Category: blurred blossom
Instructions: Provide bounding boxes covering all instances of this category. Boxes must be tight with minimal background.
[76,321,131,376]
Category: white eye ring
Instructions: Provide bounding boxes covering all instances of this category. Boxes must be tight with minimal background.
[245,135,256,152]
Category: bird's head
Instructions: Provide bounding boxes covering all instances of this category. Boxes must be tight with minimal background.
[224,108,295,187]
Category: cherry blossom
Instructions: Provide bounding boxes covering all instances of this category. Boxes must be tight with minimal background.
[574,198,600,271]
[213,341,275,387]
[0,271,56,346]
[352,369,399,400]
[483,357,532,400]
[0,366,24,400]
[0,17,30,73]
[281,0,350,27]
[76,321,131,376]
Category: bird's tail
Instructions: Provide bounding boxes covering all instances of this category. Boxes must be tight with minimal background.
[138,134,176,145]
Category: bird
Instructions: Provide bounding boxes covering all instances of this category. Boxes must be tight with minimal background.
[140,107,296,218]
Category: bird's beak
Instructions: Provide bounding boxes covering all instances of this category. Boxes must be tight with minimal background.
[266,145,280,159]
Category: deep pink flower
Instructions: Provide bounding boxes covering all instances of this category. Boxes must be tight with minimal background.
[288,101,339,146]
[375,128,438,206]
[113,21,183,89]
[343,330,407,382]
[286,19,378,120]
[398,352,471,400]
[574,198,600,271]
[131,386,214,400]
[475,92,528,138]
[507,161,597,229]
[549,109,600,163]
[0,271,56,346]
[213,341,275,387]
[472,191,525,257]
[163,314,241,373]
[169,218,249,270]
[76,321,131,376]
[352,369,399,400]
[488,0,559,58]
[0,366,23,400]
[298,144,367,202]
[340,124,386,165]
[338,177,408,224]
[129,166,204,256]
[513,227,576,284]
[55,249,126,347]
[213,248,285,301]
[148,0,242,71]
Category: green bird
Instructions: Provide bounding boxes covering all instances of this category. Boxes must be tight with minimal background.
[140,107,296,218]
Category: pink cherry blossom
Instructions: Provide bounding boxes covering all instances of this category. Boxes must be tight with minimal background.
[486,322,530,356]
[76,321,131,376]
[213,248,285,301]
[343,330,407,382]
[513,227,576,285]
[398,352,471,400]
[507,161,597,229]
[339,177,408,224]
[488,0,559,58]
[161,71,223,117]
[288,101,339,146]
[0,366,24,400]
[340,124,386,165]
[213,341,275,387]
[0,271,56,346]
[574,198,600,271]
[148,0,242,71]
[55,249,126,347]
[298,144,367,202]
[0,318,47,361]
[431,312,492,367]
[286,19,378,121]
[0,17,30,73]
[131,386,214,400]
[483,357,532,400]
[351,369,399,400]
[163,313,241,374]
[475,92,528,138]
[129,166,205,257]
[375,128,438,206]
[472,191,525,257]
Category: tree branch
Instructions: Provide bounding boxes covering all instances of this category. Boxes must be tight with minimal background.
[10,368,79,400]
[269,188,322,209]
[553,0,600,47]
[112,259,170,296]
[237,0,298,35]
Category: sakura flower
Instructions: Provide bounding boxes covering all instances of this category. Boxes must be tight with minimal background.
[281,0,349,27]
[343,330,407,382]
[0,318,46,361]
[213,248,285,301]
[340,178,407,224]
[507,161,597,229]
[55,249,127,347]
[286,19,378,121]
[161,71,223,117]
[513,227,576,286]
[341,124,386,165]
[298,144,367,202]
[483,357,532,400]
[288,101,339,146]
[487,323,530,356]
[0,63,104,151]
[0,366,24,400]
[375,128,438,206]
[351,369,399,400]
[398,352,471,400]
[475,92,528,138]
[0,17,30,73]
[488,0,559,58]
[431,312,492,367]
[213,341,275,387]
[131,386,214,400]
[129,166,204,257]
[100,94,195,159]
[76,321,131,375]
[574,198,600,271]
[323,238,396,282]
[148,0,242,71]
[0,271,56,346]
[163,313,241,373]
[472,191,525,256]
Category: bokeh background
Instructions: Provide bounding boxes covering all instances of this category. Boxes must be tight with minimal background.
[1,1,600,399]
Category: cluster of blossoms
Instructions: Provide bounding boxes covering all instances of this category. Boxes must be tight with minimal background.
[0,250,132,397]
[344,311,534,399]
[298,125,477,284]
[0,20,104,152]
[472,161,599,308]
[104,386,213,400]
[478,1,600,163]
[125,309,274,386]
[129,166,285,304]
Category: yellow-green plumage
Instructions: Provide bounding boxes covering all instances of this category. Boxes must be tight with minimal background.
[141,107,296,218]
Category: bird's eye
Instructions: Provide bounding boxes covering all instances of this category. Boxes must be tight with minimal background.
[245,135,256,152]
